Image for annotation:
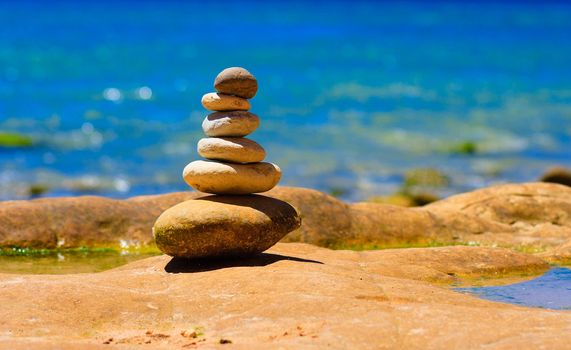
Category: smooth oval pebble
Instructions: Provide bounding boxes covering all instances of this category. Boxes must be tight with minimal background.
[153,195,302,258]
[201,92,250,111]
[202,111,260,137]
[183,160,281,194]
[214,67,258,99]
[197,137,265,163]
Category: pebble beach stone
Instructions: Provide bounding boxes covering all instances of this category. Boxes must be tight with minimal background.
[153,195,301,258]
[183,160,281,194]
[197,137,265,163]
[202,111,260,137]
[201,92,250,111]
[214,67,258,99]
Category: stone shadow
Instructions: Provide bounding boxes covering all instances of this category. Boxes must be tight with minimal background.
[164,252,322,274]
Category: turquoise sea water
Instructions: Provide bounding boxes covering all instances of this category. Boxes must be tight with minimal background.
[1,1,570,200]
[457,267,571,310]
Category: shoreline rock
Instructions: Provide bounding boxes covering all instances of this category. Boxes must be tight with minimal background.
[1,182,571,264]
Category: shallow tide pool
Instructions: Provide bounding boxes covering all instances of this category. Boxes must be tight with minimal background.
[0,250,160,275]
[456,267,571,310]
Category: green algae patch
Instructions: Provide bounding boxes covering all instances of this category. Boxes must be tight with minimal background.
[403,168,449,188]
[512,244,549,255]
[367,191,440,207]
[0,245,161,257]
[552,259,571,267]
[0,246,161,274]
[0,132,34,148]
[539,256,571,267]
[447,141,478,155]
[364,167,446,208]
[448,267,549,288]
[0,246,114,257]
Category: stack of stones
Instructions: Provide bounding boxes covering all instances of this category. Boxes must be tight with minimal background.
[153,67,301,259]
[182,67,281,194]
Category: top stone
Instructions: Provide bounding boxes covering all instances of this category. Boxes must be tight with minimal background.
[214,67,258,99]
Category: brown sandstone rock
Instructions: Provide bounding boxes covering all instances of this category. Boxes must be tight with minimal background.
[0,243,561,349]
[539,239,571,264]
[1,183,571,256]
[0,192,198,249]
[540,166,571,187]
[425,182,571,247]
[214,66,258,99]
[349,202,441,246]
[153,195,301,258]
[266,186,353,246]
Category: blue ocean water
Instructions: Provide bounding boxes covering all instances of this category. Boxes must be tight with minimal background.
[0,1,570,200]
[456,267,571,310]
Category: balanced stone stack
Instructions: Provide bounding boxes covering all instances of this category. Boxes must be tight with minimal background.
[182,67,281,194]
[153,67,301,259]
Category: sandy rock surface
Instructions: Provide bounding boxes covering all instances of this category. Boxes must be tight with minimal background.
[2,243,565,350]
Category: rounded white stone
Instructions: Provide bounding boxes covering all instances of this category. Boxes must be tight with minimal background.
[197,137,266,163]
[183,160,281,195]
[202,111,260,137]
[201,92,250,111]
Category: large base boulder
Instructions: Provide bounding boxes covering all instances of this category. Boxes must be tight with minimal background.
[153,195,301,258]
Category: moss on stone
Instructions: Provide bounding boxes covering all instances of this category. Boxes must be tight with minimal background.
[449,141,478,155]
